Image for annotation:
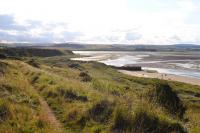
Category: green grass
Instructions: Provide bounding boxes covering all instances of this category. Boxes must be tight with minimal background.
[113,107,186,133]
[0,60,61,133]
[147,82,186,119]
[0,48,200,132]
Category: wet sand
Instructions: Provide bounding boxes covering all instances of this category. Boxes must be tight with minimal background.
[119,70,200,86]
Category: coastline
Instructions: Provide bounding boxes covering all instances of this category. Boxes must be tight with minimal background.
[119,70,200,86]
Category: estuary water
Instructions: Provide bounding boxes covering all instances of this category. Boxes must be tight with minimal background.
[72,51,200,79]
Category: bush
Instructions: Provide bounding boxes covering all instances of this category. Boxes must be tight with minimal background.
[89,100,114,122]
[0,101,12,122]
[79,72,92,82]
[148,82,186,119]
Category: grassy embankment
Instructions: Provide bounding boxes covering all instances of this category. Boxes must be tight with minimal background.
[0,47,200,133]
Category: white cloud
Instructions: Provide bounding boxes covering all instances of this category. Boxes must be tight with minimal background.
[0,0,200,44]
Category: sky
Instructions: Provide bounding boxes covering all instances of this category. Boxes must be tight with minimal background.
[0,0,200,44]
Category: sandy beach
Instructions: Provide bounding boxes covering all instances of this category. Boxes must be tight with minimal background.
[119,70,200,86]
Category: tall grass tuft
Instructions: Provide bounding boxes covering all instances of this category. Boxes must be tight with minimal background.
[0,100,12,123]
[79,72,92,82]
[89,100,114,123]
[112,107,186,133]
[148,82,186,119]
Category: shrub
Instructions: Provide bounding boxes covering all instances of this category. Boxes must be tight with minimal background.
[89,100,114,122]
[148,82,186,119]
[0,101,12,122]
[79,72,92,82]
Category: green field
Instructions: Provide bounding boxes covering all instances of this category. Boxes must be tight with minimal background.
[0,48,199,133]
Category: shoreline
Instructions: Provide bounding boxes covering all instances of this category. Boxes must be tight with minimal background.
[119,70,200,86]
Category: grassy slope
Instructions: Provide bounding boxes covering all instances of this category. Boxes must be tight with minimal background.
[0,48,200,133]
[0,60,60,133]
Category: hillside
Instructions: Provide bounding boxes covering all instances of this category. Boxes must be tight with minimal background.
[50,43,200,51]
[2,43,200,52]
[0,47,74,58]
[0,48,200,133]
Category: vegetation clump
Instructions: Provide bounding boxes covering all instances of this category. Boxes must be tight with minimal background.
[79,72,92,82]
[0,101,12,123]
[89,100,114,122]
[26,59,40,68]
[47,91,58,98]
[58,88,88,102]
[35,119,47,129]
[76,116,89,128]
[132,110,185,133]
[112,108,132,131]
[68,63,83,70]
[148,82,186,119]
[31,74,40,84]
[113,108,186,133]
[0,62,8,74]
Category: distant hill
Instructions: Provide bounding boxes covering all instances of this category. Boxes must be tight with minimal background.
[51,43,200,51]
[1,42,200,51]
[0,47,73,57]
[173,44,200,48]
